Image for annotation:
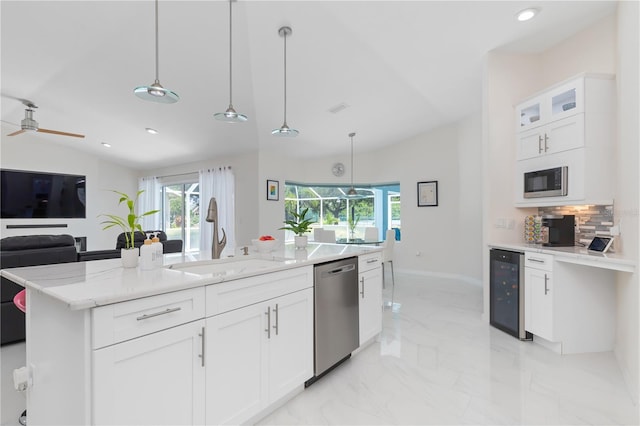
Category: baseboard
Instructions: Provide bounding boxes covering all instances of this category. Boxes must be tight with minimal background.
[397,268,482,288]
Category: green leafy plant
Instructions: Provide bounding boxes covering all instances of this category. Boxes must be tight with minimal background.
[279,207,315,236]
[99,190,159,249]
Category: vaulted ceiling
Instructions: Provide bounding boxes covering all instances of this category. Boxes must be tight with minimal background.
[1,1,617,170]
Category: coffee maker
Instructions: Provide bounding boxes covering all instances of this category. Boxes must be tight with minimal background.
[541,215,575,247]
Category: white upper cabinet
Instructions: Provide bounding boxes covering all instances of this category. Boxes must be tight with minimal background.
[514,73,616,207]
[517,79,584,132]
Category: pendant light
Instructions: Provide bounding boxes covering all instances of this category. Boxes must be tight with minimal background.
[346,132,358,197]
[214,0,247,123]
[134,0,179,103]
[272,26,299,137]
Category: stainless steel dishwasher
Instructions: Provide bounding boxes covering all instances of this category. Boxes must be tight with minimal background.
[306,257,359,386]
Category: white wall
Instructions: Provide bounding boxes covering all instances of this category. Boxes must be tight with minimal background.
[0,133,138,250]
[614,0,639,404]
[255,114,483,283]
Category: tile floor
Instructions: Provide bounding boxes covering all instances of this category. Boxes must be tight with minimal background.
[258,273,639,425]
[1,273,637,425]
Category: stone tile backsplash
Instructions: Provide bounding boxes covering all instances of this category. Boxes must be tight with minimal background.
[537,205,614,244]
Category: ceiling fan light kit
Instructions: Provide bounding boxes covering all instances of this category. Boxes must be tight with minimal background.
[7,101,85,138]
[134,0,179,104]
[215,0,247,123]
[272,26,298,137]
[21,108,38,132]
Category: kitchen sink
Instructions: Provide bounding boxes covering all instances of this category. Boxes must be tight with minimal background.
[166,257,287,277]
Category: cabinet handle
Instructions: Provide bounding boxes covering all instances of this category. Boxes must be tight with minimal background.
[265,308,271,339]
[366,258,379,264]
[272,304,279,336]
[538,135,543,154]
[136,307,182,321]
[528,258,545,264]
[199,327,205,367]
[544,274,549,295]
[544,134,549,152]
[360,276,365,298]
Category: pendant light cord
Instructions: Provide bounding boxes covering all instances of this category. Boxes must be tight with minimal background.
[283,30,288,125]
[228,0,233,105]
[350,133,355,189]
[154,0,160,83]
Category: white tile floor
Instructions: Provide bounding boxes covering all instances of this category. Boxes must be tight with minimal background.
[258,273,639,425]
[1,273,637,425]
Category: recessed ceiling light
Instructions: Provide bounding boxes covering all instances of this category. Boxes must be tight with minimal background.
[145,127,159,135]
[516,8,539,21]
[101,142,112,148]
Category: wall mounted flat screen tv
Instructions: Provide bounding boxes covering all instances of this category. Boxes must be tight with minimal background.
[1,169,86,219]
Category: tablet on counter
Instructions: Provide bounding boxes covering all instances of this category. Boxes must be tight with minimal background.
[588,236,614,253]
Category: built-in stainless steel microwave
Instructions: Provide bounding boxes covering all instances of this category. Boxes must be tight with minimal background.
[523,166,568,198]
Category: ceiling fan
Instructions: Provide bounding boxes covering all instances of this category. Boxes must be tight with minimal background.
[6,100,85,139]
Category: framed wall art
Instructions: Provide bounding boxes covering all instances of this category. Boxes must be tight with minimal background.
[267,180,279,201]
[417,180,438,207]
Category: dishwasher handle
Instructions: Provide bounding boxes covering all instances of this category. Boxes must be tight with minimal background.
[322,264,356,277]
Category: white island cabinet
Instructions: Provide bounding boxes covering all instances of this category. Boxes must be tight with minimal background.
[205,267,313,425]
[358,252,383,346]
[2,243,382,425]
[92,287,207,425]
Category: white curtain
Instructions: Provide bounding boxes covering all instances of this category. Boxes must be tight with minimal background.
[199,167,235,256]
[138,176,160,231]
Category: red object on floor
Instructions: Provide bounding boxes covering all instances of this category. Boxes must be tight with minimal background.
[13,289,26,313]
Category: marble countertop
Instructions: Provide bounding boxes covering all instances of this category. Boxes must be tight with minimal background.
[488,242,636,273]
[0,242,381,311]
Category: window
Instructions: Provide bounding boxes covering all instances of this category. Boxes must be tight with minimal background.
[161,183,200,252]
[284,182,400,241]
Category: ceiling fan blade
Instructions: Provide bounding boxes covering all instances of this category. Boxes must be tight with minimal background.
[7,129,26,136]
[37,128,85,138]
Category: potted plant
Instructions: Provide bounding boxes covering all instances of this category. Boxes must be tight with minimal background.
[99,190,159,268]
[280,207,314,249]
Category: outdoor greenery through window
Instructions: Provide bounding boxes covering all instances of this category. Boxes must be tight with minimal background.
[162,183,200,252]
[284,182,401,242]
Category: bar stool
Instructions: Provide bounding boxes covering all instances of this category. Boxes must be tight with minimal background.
[13,289,26,313]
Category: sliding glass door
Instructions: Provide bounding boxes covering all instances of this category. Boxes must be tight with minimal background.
[162,183,200,252]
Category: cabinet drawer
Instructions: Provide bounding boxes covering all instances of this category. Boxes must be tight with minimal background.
[525,252,554,271]
[206,266,313,317]
[358,252,382,273]
[92,287,205,349]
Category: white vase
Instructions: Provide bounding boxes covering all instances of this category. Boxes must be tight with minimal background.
[121,248,139,268]
[294,235,308,250]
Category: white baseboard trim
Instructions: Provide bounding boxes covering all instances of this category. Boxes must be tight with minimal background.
[396,268,482,288]
[615,346,639,406]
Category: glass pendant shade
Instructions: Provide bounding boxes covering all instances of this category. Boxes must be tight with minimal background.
[271,122,299,137]
[215,0,247,123]
[134,81,179,104]
[214,105,248,123]
[272,26,298,137]
[134,0,179,104]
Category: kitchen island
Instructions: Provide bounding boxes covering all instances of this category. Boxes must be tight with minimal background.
[1,242,382,425]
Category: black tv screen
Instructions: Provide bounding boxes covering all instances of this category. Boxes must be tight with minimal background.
[1,169,86,219]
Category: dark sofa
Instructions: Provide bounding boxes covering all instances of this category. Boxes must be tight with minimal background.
[1,235,78,346]
[116,230,183,254]
[1,231,182,346]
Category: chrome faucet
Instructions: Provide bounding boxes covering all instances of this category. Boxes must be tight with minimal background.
[205,197,227,259]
